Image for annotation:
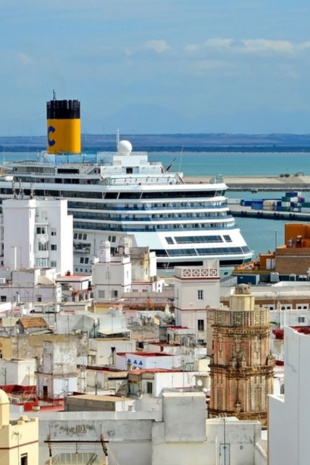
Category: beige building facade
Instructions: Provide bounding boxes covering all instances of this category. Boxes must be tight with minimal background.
[0,389,39,464]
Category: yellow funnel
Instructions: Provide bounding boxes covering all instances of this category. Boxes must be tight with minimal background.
[46,99,81,154]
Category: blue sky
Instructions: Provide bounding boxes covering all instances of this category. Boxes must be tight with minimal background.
[2,1,310,135]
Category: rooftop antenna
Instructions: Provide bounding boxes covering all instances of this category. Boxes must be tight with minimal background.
[53,90,56,100]
[19,180,24,199]
[12,180,16,199]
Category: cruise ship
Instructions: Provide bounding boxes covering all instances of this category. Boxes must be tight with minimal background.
[0,99,252,276]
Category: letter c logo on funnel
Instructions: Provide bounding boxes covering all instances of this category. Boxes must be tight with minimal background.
[48,126,56,146]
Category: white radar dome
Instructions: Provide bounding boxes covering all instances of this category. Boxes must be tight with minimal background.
[117,140,132,156]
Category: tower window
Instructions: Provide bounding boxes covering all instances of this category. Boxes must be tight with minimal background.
[198,319,204,331]
[198,290,204,300]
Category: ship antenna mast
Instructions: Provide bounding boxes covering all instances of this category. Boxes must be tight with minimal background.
[116,128,120,148]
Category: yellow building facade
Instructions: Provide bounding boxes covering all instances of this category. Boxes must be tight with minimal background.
[0,389,39,464]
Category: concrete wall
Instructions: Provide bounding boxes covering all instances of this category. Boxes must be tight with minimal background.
[21,392,265,465]
[89,339,136,365]
[116,352,182,370]
[0,332,88,361]
[0,358,36,386]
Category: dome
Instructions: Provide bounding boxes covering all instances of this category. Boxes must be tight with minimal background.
[117,140,132,156]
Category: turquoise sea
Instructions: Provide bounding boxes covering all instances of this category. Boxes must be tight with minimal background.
[3,150,310,259]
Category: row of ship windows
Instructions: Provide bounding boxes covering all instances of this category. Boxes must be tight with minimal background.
[73,221,234,232]
[154,246,250,257]
[68,201,225,210]
[3,187,225,200]
[73,234,116,243]
[71,211,229,221]
[165,235,232,244]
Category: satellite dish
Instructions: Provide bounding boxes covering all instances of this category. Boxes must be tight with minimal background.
[197,379,203,387]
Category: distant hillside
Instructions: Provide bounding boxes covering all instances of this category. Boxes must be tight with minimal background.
[2,133,310,152]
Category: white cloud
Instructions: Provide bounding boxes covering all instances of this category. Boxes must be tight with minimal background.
[186,38,310,55]
[242,39,294,53]
[143,40,171,54]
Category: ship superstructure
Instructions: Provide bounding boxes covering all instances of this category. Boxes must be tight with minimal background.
[0,99,252,276]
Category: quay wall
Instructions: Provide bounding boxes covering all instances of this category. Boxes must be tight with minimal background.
[185,175,310,191]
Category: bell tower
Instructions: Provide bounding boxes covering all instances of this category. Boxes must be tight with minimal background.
[208,284,274,425]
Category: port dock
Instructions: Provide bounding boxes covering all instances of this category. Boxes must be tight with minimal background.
[185,175,310,191]
[228,203,310,221]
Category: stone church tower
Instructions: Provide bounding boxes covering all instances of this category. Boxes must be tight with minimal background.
[208,284,274,424]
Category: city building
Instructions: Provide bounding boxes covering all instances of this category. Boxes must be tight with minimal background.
[0,388,39,464]
[36,340,79,399]
[92,241,131,302]
[269,325,310,465]
[2,197,73,275]
[208,284,274,424]
[174,260,221,345]
[33,391,266,465]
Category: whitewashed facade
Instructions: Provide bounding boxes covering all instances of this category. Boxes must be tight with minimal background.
[2,198,73,275]
[174,260,221,344]
[36,340,78,399]
[269,326,310,465]
[92,241,131,302]
[115,351,182,370]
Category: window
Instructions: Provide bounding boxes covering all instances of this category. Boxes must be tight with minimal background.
[112,290,118,298]
[99,290,105,298]
[51,229,56,236]
[197,290,204,300]
[80,257,85,264]
[165,237,174,244]
[36,226,46,234]
[38,242,48,251]
[51,244,57,251]
[198,319,204,331]
[298,316,305,323]
[146,382,153,394]
[21,453,28,465]
[51,261,57,267]
[74,233,78,239]
[0,296,6,302]
[83,233,87,240]
[297,304,309,310]
[37,295,42,302]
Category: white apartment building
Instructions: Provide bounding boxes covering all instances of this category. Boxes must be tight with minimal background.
[2,198,73,275]
[269,325,310,465]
